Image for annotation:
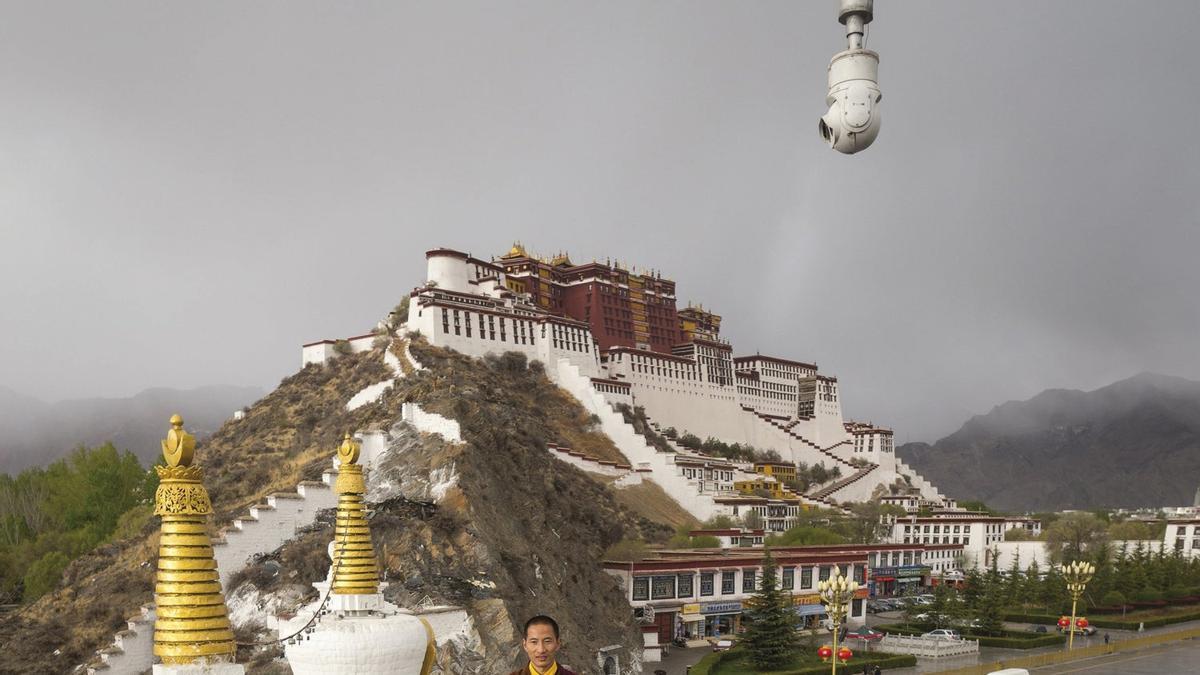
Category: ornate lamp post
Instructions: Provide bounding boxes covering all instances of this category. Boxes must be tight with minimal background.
[818,565,859,675]
[1062,560,1095,651]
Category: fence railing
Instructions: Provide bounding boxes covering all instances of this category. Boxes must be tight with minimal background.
[879,634,980,658]
[932,626,1200,674]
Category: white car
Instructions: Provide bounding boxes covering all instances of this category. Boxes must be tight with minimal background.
[712,639,734,652]
[922,629,962,641]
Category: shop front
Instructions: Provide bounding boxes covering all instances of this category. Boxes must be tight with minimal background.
[896,565,931,591]
[691,601,742,637]
[871,566,898,597]
[790,593,826,629]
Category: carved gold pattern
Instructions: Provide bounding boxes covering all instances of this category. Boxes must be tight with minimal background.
[152,415,236,665]
[330,434,381,595]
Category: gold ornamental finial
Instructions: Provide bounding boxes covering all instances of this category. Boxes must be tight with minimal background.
[152,414,236,664]
[332,433,380,595]
[338,431,361,465]
[161,413,196,467]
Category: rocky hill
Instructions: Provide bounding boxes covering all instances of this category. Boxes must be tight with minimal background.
[0,384,264,474]
[897,373,1200,511]
[0,338,671,674]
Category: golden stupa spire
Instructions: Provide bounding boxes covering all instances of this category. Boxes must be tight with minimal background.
[152,414,237,665]
[331,433,380,594]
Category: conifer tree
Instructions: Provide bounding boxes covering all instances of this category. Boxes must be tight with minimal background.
[742,548,796,670]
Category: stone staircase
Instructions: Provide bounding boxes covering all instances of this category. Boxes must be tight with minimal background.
[741,406,857,472]
[545,444,648,486]
[809,464,878,500]
[895,457,947,502]
[553,358,724,519]
[80,605,154,673]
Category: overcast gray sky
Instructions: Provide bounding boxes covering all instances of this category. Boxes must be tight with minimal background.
[2,1,1197,442]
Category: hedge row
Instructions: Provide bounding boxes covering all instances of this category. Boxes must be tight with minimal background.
[874,623,1064,649]
[1003,609,1200,630]
[690,647,916,675]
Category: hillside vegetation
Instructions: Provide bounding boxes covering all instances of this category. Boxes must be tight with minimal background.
[0,338,669,673]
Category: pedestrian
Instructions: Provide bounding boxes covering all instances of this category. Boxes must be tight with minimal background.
[873,664,882,675]
[1103,632,1110,645]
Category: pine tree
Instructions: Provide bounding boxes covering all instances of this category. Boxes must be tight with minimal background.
[742,549,796,670]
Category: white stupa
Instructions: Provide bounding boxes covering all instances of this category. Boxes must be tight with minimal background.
[281,434,436,674]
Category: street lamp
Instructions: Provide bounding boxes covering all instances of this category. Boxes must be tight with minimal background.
[818,565,859,675]
[1062,560,1095,651]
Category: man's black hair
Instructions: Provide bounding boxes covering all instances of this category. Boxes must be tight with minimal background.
[524,614,560,639]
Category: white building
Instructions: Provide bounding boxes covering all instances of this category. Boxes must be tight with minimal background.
[1165,519,1200,558]
[889,513,1041,570]
[301,246,952,515]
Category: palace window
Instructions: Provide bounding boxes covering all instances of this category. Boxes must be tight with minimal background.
[441,308,449,333]
[464,312,472,337]
[721,571,735,595]
[651,575,675,600]
[742,569,756,592]
[700,573,715,597]
[632,577,649,601]
[677,574,694,598]
[782,567,795,590]
[819,566,831,581]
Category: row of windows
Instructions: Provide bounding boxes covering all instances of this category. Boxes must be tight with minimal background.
[869,551,921,567]
[904,536,970,546]
[905,524,969,534]
[551,323,590,353]
[442,308,537,345]
[631,565,866,601]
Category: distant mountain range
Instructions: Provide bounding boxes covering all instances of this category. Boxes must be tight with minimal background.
[897,373,1200,512]
[0,385,264,474]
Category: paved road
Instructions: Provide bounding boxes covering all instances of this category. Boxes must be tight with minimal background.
[650,615,1200,674]
[1032,637,1200,673]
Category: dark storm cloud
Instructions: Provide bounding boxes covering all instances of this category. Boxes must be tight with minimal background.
[1,1,1197,441]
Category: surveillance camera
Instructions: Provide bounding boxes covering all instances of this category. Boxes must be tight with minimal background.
[819,0,881,155]
[818,49,881,154]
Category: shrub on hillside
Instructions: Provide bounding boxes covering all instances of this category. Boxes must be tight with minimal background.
[1100,590,1126,607]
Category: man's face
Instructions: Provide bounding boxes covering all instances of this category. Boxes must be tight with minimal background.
[523,622,560,672]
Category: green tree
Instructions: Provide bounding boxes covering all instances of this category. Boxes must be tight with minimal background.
[1043,512,1108,565]
[974,582,1006,636]
[742,549,796,671]
[766,526,845,546]
[23,551,70,602]
[832,502,906,544]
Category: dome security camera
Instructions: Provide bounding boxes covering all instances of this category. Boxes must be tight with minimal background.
[819,0,881,154]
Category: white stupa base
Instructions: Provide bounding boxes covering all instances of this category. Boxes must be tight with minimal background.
[152,662,245,675]
[281,594,432,675]
[309,581,390,612]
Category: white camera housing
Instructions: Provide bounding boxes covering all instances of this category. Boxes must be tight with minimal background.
[818,49,881,154]
[818,0,881,154]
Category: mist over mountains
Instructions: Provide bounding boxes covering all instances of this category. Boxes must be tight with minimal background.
[897,373,1200,512]
[0,385,264,474]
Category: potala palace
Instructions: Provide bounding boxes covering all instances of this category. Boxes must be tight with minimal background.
[306,245,953,526]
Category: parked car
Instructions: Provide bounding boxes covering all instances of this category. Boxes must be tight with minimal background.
[844,626,885,642]
[922,629,962,641]
[911,612,932,623]
[1029,624,1048,634]
[712,639,734,652]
